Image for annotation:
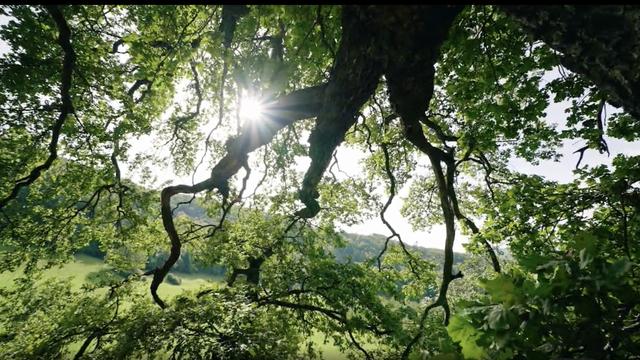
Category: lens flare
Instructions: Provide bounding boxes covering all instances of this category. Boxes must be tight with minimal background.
[239,95,265,122]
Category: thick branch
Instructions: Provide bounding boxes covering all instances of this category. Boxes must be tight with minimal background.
[228,250,270,287]
[297,6,385,218]
[126,79,151,99]
[378,6,463,358]
[219,5,249,49]
[395,66,460,360]
[73,330,101,360]
[258,299,345,324]
[502,6,640,121]
[0,5,75,210]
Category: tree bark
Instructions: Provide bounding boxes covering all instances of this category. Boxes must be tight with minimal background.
[503,6,640,121]
[297,6,386,218]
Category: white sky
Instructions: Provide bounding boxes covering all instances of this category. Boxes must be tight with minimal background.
[2,13,639,252]
[127,65,640,252]
[124,86,639,253]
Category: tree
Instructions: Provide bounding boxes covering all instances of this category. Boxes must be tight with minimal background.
[0,5,638,359]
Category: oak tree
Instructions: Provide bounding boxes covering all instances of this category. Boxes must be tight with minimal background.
[0,5,638,359]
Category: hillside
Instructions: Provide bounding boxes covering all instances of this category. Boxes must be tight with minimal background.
[336,232,465,266]
[165,194,465,272]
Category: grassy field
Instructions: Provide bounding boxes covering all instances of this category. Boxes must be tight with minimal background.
[0,254,223,294]
[0,254,109,289]
[0,255,355,359]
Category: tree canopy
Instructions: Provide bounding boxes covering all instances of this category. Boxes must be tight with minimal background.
[0,5,639,359]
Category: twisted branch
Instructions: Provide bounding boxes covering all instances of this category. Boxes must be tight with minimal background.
[150,84,325,308]
[0,5,75,210]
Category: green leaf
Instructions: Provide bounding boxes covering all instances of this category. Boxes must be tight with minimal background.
[447,315,487,360]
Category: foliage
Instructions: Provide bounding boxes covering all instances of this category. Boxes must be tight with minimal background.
[1,4,639,359]
[449,156,640,359]
[86,268,122,287]
[165,273,182,285]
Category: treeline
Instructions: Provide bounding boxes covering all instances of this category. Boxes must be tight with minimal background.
[77,194,465,275]
[76,241,225,276]
[78,232,465,277]
[335,232,465,267]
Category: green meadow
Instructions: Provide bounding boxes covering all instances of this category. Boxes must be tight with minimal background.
[0,254,354,359]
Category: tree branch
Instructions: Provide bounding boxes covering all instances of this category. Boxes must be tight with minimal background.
[297,6,385,219]
[376,141,422,277]
[0,5,76,210]
[149,84,325,308]
[377,6,463,357]
[502,6,640,121]
[447,158,501,273]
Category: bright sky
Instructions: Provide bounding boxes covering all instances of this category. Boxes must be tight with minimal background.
[123,81,639,253]
[2,13,639,253]
[115,68,640,253]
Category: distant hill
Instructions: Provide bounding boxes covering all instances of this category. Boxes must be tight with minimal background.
[335,232,465,267]
[79,194,465,273]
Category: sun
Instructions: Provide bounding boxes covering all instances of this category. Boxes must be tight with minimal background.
[239,93,265,122]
